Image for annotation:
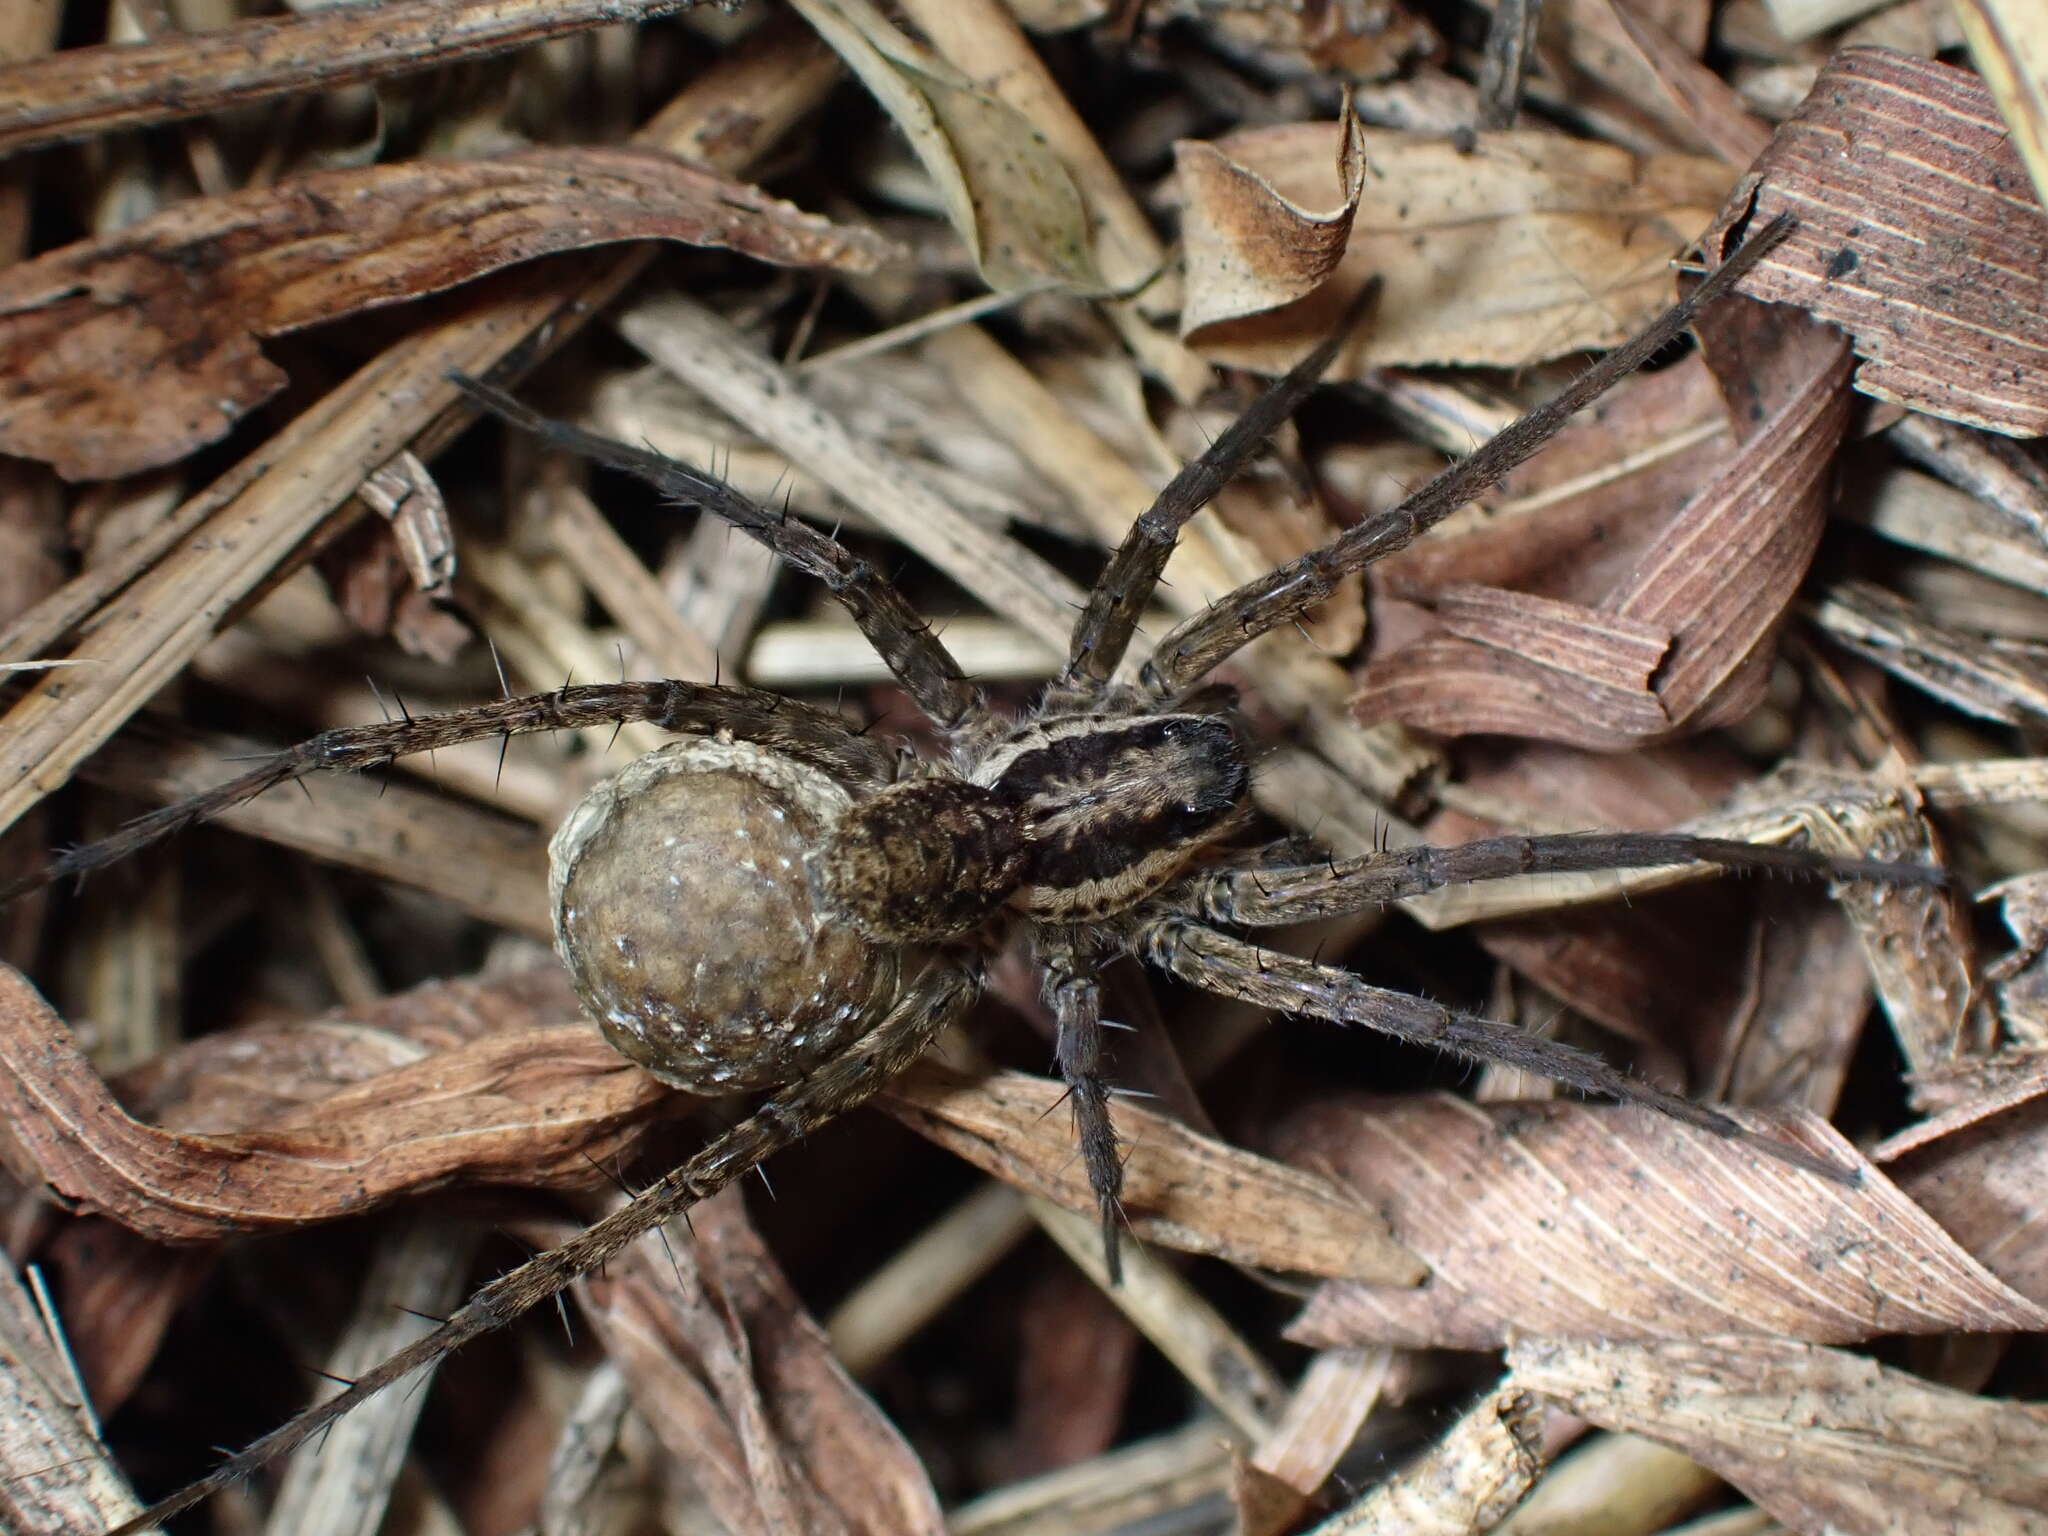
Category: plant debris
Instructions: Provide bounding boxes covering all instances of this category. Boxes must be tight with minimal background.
[3,4,2048,1536]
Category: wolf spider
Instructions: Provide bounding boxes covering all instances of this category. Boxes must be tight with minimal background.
[22,215,1939,1533]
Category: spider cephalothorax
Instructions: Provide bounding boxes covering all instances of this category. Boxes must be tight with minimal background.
[8,215,1951,1535]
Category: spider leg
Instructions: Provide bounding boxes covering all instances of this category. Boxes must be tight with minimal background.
[452,374,985,730]
[1190,829,1948,927]
[1138,214,1795,703]
[0,681,894,905]
[100,957,982,1536]
[1133,913,1858,1184]
[1038,932,1126,1282]
[1055,282,1377,701]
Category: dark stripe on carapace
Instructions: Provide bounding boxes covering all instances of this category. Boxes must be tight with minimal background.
[988,715,1249,904]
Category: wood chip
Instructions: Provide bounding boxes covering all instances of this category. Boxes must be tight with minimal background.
[1704,46,2048,437]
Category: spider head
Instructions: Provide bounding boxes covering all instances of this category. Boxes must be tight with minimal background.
[817,778,1026,943]
[549,737,909,1094]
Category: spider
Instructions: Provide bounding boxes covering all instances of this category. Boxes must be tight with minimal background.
[18,214,1940,1534]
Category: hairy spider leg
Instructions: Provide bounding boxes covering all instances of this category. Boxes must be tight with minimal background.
[1055,280,1380,700]
[1139,213,1795,701]
[1134,915,1859,1183]
[1188,828,1952,927]
[451,373,986,731]
[1036,931,1128,1279]
[101,959,982,1536]
[0,681,896,905]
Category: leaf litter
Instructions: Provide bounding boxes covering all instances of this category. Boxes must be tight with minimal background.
[3,5,2048,1536]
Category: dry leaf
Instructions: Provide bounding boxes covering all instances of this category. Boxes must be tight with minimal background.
[0,145,898,480]
[1176,101,1367,336]
[1702,46,2048,438]
[1510,1334,2048,1534]
[1279,1093,2048,1352]
[788,0,1100,294]
[1177,124,1732,371]
[1887,1077,2048,1307]
[576,1187,946,1536]
[0,963,672,1242]
[881,1061,1425,1283]
[1353,301,1850,747]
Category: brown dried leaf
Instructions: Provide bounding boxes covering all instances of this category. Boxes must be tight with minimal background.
[788,0,1100,295]
[1509,1334,2048,1534]
[1703,46,2048,438]
[1177,124,1731,371]
[1353,303,1850,747]
[0,963,672,1242]
[1886,1071,2048,1306]
[576,1187,946,1536]
[1280,1093,2048,1352]
[880,1062,1423,1283]
[0,146,898,480]
[1176,101,1366,336]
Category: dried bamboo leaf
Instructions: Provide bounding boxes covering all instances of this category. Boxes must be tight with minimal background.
[0,146,894,480]
[1281,1093,2048,1351]
[576,1188,947,1536]
[786,0,1100,293]
[0,964,672,1242]
[1177,123,1732,371]
[1509,1334,2048,1533]
[1704,46,2048,437]
[881,1061,1425,1283]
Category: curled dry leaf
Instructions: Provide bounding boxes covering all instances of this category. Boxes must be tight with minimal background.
[1176,101,1367,337]
[1509,1334,2048,1534]
[1353,300,1851,747]
[575,1186,946,1536]
[1176,123,1731,371]
[1885,1074,2048,1308]
[787,0,1100,294]
[1702,46,2048,438]
[0,145,899,480]
[0,963,673,1243]
[1279,1093,2048,1352]
[879,1061,1424,1283]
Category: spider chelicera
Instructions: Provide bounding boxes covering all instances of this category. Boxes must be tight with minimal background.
[22,214,1940,1533]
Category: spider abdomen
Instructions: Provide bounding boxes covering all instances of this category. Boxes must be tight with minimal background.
[549,737,905,1093]
[980,714,1251,920]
